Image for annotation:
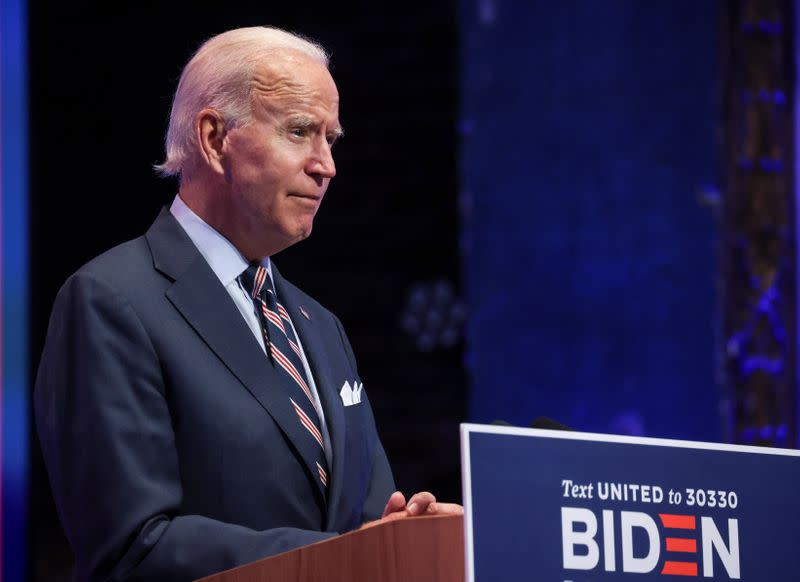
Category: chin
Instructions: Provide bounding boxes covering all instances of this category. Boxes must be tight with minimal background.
[288,223,314,245]
[296,227,313,241]
[297,218,316,238]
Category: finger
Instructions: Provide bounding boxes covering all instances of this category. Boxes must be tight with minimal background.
[382,510,410,523]
[405,491,436,516]
[425,502,464,516]
[382,491,407,518]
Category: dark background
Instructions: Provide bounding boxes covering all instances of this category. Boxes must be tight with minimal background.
[27,2,464,578]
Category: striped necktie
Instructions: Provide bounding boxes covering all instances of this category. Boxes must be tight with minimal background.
[240,263,329,491]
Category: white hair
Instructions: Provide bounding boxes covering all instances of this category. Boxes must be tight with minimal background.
[155,26,329,178]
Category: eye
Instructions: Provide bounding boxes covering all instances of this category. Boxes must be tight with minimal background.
[290,127,308,138]
[326,134,338,147]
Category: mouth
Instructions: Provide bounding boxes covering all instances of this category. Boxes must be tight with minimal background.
[288,193,322,202]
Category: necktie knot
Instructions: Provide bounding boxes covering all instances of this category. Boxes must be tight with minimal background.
[240,262,270,300]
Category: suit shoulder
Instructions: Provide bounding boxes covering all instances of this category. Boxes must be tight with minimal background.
[61,236,153,296]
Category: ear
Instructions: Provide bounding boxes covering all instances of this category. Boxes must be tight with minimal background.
[195,108,227,175]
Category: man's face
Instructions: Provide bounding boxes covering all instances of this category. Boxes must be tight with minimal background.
[220,51,341,257]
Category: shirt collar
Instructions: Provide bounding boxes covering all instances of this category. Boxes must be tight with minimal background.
[169,194,272,286]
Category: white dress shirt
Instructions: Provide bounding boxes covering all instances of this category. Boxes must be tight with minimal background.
[170,195,333,467]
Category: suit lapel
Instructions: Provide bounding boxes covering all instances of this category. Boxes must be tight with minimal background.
[272,265,347,526]
[145,209,327,505]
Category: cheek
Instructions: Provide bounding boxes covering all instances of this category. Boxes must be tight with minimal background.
[226,129,270,176]
[226,135,307,203]
[231,148,268,181]
[230,154,282,201]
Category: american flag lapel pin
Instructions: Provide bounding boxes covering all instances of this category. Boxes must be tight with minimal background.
[299,306,310,320]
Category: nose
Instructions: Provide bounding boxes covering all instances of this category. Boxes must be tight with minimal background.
[307,139,336,180]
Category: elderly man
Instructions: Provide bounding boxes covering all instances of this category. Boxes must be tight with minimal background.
[35,27,458,581]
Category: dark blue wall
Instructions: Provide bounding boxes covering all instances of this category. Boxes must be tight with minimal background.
[1,0,29,578]
[461,1,720,440]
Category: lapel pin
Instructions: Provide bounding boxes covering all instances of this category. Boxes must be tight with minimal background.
[299,306,310,320]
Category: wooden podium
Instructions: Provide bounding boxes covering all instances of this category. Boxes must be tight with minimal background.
[196,515,465,582]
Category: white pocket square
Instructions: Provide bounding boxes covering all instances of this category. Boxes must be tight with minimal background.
[340,381,364,406]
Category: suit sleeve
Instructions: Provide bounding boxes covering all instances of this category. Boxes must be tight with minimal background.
[331,314,396,523]
[34,273,335,582]
[360,428,396,522]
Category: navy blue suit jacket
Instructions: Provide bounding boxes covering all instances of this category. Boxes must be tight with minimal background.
[35,209,395,581]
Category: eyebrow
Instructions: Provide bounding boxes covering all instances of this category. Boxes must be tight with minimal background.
[290,115,345,138]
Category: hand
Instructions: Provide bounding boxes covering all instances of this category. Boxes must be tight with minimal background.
[384,490,463,518]
[361,491,463,529]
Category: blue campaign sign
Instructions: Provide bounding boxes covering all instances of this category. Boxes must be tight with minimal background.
[461,423,800,581]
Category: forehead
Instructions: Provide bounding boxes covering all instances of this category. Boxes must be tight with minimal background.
[251,50,339,117]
